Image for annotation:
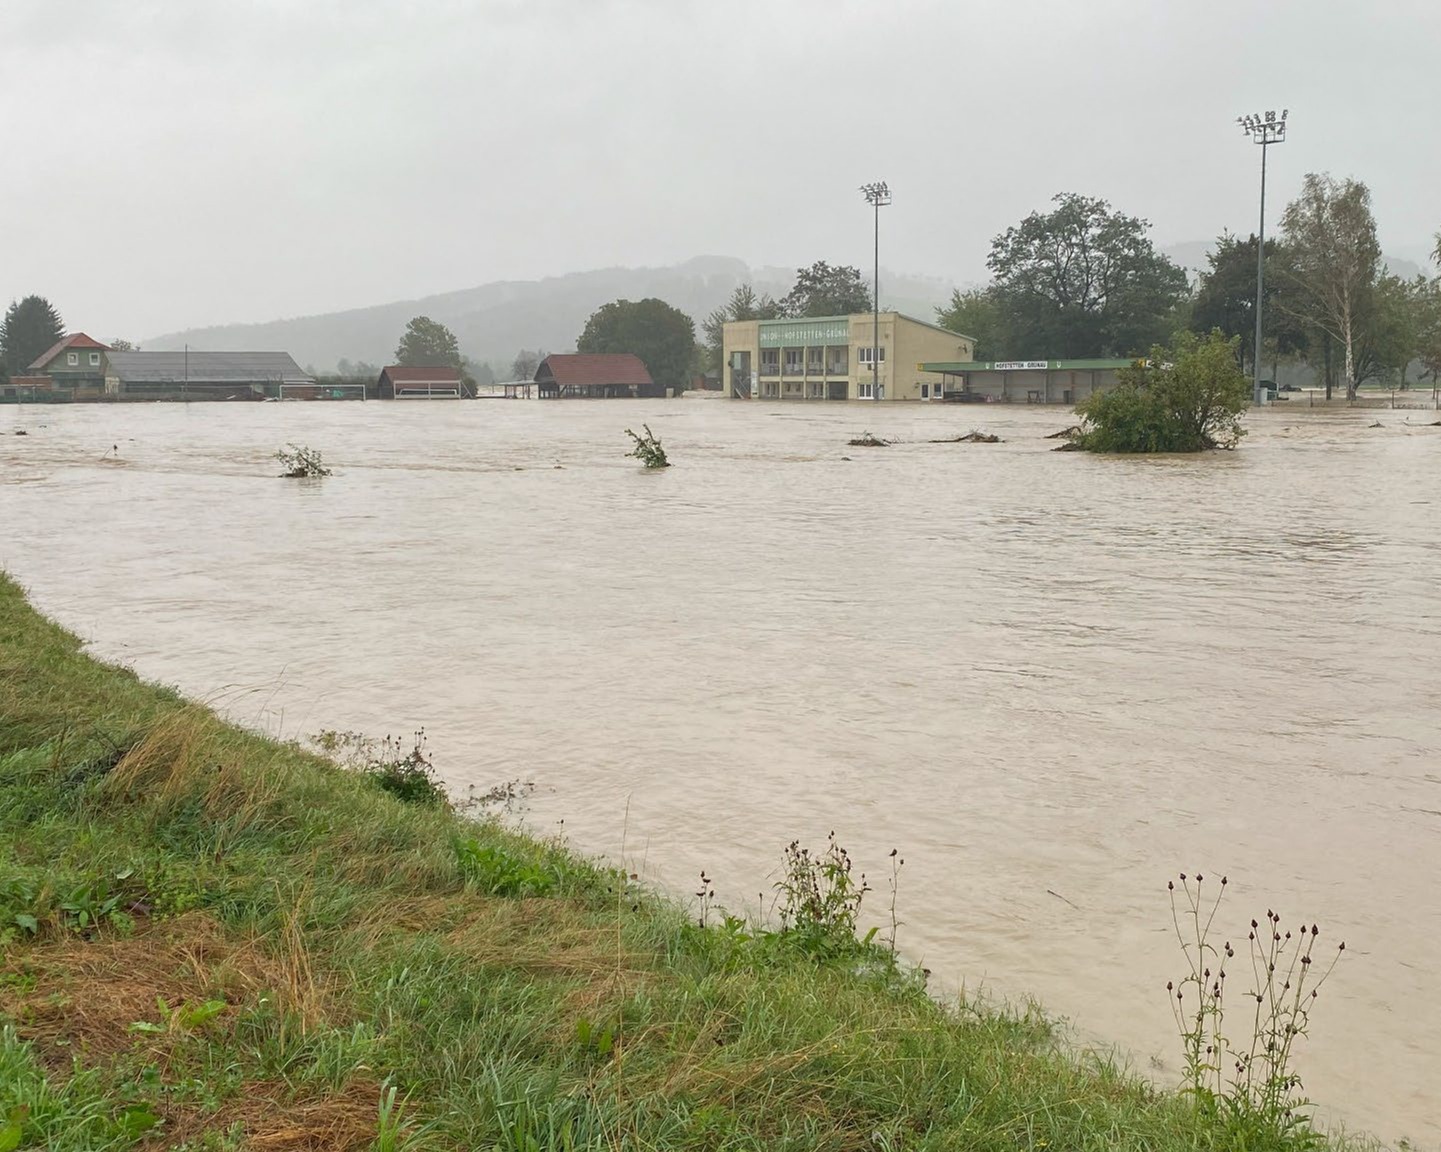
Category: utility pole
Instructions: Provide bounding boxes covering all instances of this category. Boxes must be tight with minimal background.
[1237,110,1288,405]
[861,182,891,402]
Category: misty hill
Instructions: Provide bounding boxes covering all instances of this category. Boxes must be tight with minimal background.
[147,244,1427,375]
[1162,240,1425,282]
[147,257,957,374]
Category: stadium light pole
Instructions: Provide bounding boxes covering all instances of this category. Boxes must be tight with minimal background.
[1237,110,1288,405]
[861,181,891,402]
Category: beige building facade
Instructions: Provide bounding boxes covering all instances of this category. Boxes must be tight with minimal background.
[722,312,974,401]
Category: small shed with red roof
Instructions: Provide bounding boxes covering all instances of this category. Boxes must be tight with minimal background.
[378,364,466,399]
[534,353,659,399]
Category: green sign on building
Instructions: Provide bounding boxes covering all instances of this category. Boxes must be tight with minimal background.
[758,318,851,348]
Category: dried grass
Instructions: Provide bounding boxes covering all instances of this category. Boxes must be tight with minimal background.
[155,1076,384,1151]
[443,898,645,980]
[0,911,330,1067]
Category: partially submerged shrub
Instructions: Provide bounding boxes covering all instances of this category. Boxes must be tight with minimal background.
[775,832,874,960]
[275,443,332,477]
[313,728,447,806]
[1075,330,1249,453]
[1167,873,1345,1144]
[625,425,669,468]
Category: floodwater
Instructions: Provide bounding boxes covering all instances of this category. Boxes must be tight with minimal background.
[2,398,1438,1145]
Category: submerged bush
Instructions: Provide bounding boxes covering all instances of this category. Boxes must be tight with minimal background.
[625,424,669,468]
[1076,330,1249,453]
[313,728,448,806]
[275,443,332,477]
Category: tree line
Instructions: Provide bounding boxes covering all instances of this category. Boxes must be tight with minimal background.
[938,181,1441,401]
[8,184,1437,400]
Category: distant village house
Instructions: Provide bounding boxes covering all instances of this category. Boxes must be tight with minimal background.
[5,335,337,402]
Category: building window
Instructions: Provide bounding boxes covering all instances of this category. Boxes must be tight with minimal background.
[783,348,803,374]
[760,349,779,376]
[857,346,887,366]
[89,352,101,366]
[67,352,79,366]
[921,383,929,399]
[857,381,886,400]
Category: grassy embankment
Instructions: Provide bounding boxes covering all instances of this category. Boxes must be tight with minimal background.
[0,571,1351,1151]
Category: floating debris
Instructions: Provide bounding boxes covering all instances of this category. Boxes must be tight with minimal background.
[932,430,1002,444]
[847,432,891,447]
[1046,426,1082,439]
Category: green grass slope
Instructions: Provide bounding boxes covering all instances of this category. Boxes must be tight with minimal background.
[0,572,1349,1151]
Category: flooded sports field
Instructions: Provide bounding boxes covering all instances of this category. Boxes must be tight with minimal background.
[2,398,1437,1145]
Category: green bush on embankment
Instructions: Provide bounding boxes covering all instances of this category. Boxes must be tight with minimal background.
[0,571,1359,1151]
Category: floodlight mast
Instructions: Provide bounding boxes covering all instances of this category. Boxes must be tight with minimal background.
[860,182,891,402]
[1237,110,1288,405]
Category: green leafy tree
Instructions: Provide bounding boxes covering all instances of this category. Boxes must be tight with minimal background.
[395,315,462,368]
[1353,273,1425,388]
[936,288,1007,361]
[0,295,66,381]
[987,193,1189,358]
[779,262,872,318]
[1075,330,1250,453]
[702,284,780,369]
[576,298,696,392]
[1278,174,1382,400]
[1417,276,1441,393]
[1190,233,1306,375]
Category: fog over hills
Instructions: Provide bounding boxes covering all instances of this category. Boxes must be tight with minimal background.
[147,245,1428,374]
[145,257,957,375]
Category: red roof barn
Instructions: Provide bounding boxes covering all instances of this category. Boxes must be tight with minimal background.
[534,353,660,399]
[378,365,466,399]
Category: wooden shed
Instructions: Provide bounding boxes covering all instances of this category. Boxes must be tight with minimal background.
[378,365,465,399]
[534,353,658,399]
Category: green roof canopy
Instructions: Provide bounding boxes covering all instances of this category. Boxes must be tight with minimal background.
[919,359,1137,373]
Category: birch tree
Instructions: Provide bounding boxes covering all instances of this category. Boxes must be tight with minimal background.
[1279,174,1381,400]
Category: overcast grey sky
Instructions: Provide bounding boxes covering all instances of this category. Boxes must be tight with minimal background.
[4,0,1438,339]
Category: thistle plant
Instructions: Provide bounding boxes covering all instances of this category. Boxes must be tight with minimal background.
[1167,873,1345,1143]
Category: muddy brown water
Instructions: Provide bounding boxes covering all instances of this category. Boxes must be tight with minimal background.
[2,399,1438,1145]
